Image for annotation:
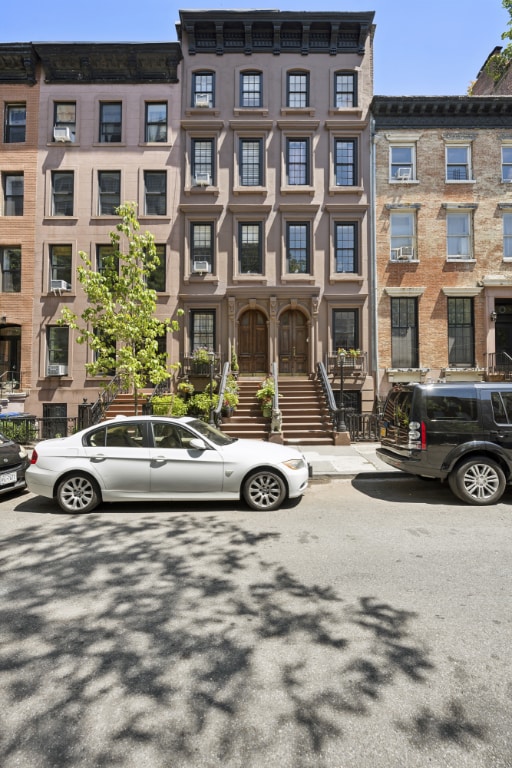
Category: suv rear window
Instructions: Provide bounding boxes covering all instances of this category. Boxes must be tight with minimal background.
[425,395,477,421]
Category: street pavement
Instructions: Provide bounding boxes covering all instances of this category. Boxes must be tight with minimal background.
[298,441,398,478]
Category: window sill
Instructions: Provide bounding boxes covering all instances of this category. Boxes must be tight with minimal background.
[184,108,220,117]
[280,108,316,117]
[232,275,267,284]
[47,141,79,147]
[92,142,126,148]
[328,107,363,118]
[389,259,420,264]
[184,186,220,197]
[233,186,268,196]
[328,186,364,195]
[233,107,269,117]
[138,142,172,148]
[389,179,419,184]
[138,216,171,223]
[43,216,78,222]
[446,257,476,263]
[281,275,315,284]
[445,179,476,184]
[280,186,315,196]
[329,274,364,283]
[90,215,120,222]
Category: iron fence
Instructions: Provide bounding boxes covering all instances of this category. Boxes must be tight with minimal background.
[0,415,78,445]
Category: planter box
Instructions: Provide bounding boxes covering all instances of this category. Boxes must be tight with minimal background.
[386,369,429,383]
[441,369,486,381]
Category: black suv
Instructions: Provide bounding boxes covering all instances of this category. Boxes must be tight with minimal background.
[377,382,512,505]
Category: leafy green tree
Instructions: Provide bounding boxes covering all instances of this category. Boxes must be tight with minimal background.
[486,1,512,81]
[60,202,182,413]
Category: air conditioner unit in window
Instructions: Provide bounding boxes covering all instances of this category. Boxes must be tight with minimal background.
[391,246,415,261]
[396,167,412,181]
[194,172,211,187]
[53,126,73,142]
[194,94,211,108]
[47,364,68,377]
[193,261,211,274]
[51,279,72,292]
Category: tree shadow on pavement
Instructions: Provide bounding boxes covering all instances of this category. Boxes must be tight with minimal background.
[0,510,488,767]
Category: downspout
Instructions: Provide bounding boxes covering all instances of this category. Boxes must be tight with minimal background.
[369,115,379,407]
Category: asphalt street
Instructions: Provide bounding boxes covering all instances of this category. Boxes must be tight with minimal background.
[0,475,511,768]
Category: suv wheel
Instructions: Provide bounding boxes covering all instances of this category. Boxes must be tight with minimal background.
[449,456,506,505]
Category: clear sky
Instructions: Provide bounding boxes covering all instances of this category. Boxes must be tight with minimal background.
[0,0,508,95]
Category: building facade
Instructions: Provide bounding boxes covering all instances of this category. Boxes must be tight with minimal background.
[176,10,376,413]
[372,95,512,400]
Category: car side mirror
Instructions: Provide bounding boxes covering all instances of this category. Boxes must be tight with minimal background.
[189,437,207,451]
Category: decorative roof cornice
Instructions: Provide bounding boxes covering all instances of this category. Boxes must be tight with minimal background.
[33,42,182,84]
[178,10,374,56]
[0,44,37,85]
[372,96,512,129]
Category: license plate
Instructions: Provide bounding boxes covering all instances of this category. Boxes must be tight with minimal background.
[0,471,17,486]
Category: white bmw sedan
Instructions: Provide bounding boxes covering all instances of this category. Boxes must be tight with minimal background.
[26,416,310,513]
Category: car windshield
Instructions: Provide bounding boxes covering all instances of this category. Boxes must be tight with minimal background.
[187,419,238,446]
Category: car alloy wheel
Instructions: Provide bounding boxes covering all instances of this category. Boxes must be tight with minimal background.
[243,470,286,511]
[451,456,506,506]
[57,473,100,513]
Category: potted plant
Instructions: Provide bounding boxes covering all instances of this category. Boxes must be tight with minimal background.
[222,374,239,416]
[231,349,239,376]
[256,376,276,418]
[177,380,195,398]
[191,347,213,375]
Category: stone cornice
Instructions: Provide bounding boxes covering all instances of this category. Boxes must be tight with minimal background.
[372,96,512,129]
[178,10,374,56]
[33,42,182,84]
[0,44,37,85]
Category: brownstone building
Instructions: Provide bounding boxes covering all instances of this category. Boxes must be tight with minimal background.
[372,95,512,401]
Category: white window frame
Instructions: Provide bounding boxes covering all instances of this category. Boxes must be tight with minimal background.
[446,211,473,260]
[504,213,512,260]
[389,145,415,182]
[502,145,512,183]
[390,211,416,261]
[445,144,472,182]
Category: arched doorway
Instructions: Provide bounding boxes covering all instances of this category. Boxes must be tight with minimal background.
[238,309,268,374]
[279,309,308,375]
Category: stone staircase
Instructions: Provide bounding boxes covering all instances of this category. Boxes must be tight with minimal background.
[222,378,334,445]
[105,379,335,445]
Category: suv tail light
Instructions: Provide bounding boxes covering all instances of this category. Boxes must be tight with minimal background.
[421,421,427,450]
[30,448,38,465]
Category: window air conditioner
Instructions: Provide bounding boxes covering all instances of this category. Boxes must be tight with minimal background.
[47,364,68,376]
[391,247,415,261]
[51,279,72,291]
[395,167,412,181]
[193,261,211,273]
[194,94,211,108]
[194,172,211,187]
[53,126,73,142]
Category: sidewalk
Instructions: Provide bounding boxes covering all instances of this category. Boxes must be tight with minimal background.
[297,442,399,479]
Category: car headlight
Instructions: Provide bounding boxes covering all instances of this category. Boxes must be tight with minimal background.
[282,458,306,470]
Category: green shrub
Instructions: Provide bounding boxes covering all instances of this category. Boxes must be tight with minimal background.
[151,395,189,417]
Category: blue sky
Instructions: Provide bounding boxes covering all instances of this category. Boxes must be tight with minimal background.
[1,1,508,95]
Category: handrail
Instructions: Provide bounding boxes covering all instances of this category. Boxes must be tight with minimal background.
[317,361,342,432]
[269,361,283,436]
[271,361,279,412]
[213,361,231,424]
[89,373,128,425]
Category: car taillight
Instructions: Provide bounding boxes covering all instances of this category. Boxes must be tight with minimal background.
[30,448,38,465]
[421,421,427,450]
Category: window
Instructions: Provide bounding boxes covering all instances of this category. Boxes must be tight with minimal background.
[4,104,26,143]
[390,212,416,260]
[49,245,72,291]
[286,222,310,273]
[502,146,512,182]
[1,247,21,292]
[446,212,472,259]
[98,171,120,215]
[192,139,214,185]
[190,310,215,352]
[191,222,214,272]
[390,146,415,181]
[238,222,262,273]
[446,145,471,181]
[334,139,357,186]
[99,102,121,143]
[47,326,69,368]
[335,223,357,273]
[240,72,262,107]
[51,171,74,216]
[42,403,68,440]
[147,245,166,291]
[448,297,474,367]
[334,72,356,108]
[333,309,358,352]
[3,173,23,216]
[145,103,167,143]
[192,72,215,108]
[144,171,167,215]
[286,138,310,185]
[240,138,263,186]
[96,245,117,276]
[53,102,76,142]
[391,297,418,368]
[504,214,512,259]
[287,71,309,108]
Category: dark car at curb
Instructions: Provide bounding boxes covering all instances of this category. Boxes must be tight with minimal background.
[377,381,512,505]
[0,430,29,496]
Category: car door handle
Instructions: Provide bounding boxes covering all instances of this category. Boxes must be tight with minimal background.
[90,454,107,462]
[153,456,168,463]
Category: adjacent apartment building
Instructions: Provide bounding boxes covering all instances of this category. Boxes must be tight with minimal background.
[372,94,512,400]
